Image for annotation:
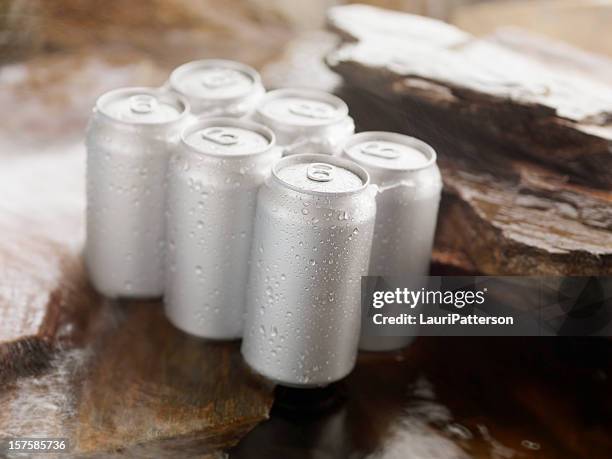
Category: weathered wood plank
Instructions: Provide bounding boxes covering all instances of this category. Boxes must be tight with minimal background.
[0,51,274,457]
[0,50,164,370]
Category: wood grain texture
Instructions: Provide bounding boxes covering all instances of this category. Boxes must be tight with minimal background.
[73,302,273,458]
[0,50,165,375]
[326,4,612,275]
[0,51,273,457]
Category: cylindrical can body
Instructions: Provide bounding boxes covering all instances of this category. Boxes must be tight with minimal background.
[167,59,265,117]
[164,118,279,339]
[251,88,355,157]
[342,131,442,351]
[242,154,376,387]
[86,87,189,298]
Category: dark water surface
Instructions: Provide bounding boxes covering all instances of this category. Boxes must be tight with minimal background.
[231,337,612,458]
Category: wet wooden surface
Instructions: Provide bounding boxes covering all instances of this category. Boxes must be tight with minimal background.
[0,2,295,454]
[0,52,274,458]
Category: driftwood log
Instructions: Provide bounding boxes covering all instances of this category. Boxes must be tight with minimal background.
[326,4,612,276]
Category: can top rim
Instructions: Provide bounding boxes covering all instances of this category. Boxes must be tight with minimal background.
[255,88,349,127]
[271,153,370,196]
[343,131,437,172]
[181,117,276,158]
[169,59,262,101]
[96,86,189,125]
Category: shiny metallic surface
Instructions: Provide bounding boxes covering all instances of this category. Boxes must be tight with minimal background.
[85,87,189,298]
[343,131,442,351]
[164,118,279,339]
[242,154,376,387]
[168,59,265,117]
[252,88,355,156]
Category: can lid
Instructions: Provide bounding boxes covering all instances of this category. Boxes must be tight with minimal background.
[169,59,260,102]
[343,132,436,171]
[256,88,349,128]
[273,153,369,195]
[182,117,274,157]
[96,87,187,125]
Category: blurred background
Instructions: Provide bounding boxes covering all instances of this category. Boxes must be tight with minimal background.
[2,0,611,151]
[2,0,611,65]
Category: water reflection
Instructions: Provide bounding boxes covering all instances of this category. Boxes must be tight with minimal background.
[366,377,470,459]
[231,337,612,458]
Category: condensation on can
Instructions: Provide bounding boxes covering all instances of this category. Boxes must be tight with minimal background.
[85,87,189,298]
[164,117,279,340]
[343,131,442,352]
[168,59,265,117]
[252,88,355,157]
[241,153,376,387]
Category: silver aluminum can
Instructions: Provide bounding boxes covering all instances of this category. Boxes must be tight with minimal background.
[242,154,376,387]
[168,59,265,117]
[164,118,279,339]
[342,132,442,351]
[252,88,355,157]
[85,87,189,298]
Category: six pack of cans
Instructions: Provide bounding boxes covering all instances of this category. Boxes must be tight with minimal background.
[85,59,442,388]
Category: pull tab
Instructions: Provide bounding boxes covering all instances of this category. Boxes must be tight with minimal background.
[129,95,158,114]
[289,101,334,119]
[307,163,334,182]
[201,69,239,88]
[201,127,239,146]
[361,142,400,160]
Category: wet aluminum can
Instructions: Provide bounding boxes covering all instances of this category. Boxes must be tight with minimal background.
[342,131,442,351]
[85,87,189,298]
[252,88,355,157]
[242,154,376,387]
[164,118,279,339]
[168,59,265,117]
